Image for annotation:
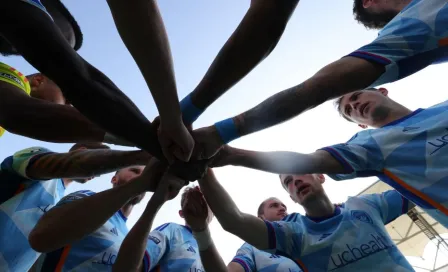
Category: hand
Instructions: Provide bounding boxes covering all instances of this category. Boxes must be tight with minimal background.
[182,187,210,232]
[191,126,224,160]
[138,158,168,192]
[168,159,209,181]
[208,145,235,168]
[153,116,193,131]
[153,172,186,202]
[158,119,195,164]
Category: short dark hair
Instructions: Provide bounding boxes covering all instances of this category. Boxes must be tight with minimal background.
[0,0,83,56]
[353,0,397,29]
[69,142,110,152]
[257,197,277,217]
[333,88,378,122]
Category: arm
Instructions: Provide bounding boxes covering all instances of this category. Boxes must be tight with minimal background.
[228,263,246,272]
[211,146,347,175]
[28,160,165,252]
[0,1,165,159]
[113,173,184,272]
[198,169,269,250]
[186,0,299,114]
[232,57,384,136]
[26,148,151,180]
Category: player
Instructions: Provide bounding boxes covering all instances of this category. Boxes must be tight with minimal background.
[191,0,448,160]
[112,186,212,271]
[183,191,303,272]
[0,0,187,161]
[197,169,414,271]
[28,160,184,271]
[105,0,299,160]
[210,87,448,228]
[0,142,151,272]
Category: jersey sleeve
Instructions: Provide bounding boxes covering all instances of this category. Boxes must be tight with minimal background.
[142,223,172,272]
[264,213,303,259]
[359,190,410,225]
[5,147,54,179]
[230,243,255,272]
[320,132,384,181]
[54,190,96,207]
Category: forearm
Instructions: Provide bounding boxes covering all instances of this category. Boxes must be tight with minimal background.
[233,57,384,136]
[29,180,144,252]
[107,0,181,122]
[198,242,227,272]
[113,196,164,272]
[198,169,268,249]
[190,0,298,110]
[223,148,345,174]
[27,149,151,180]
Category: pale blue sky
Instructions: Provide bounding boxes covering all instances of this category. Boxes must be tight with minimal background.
[1,0,447,266]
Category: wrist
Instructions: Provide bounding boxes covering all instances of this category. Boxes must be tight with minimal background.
[213,118,240,144]
[180,94,203,125]
[192,226,212,251]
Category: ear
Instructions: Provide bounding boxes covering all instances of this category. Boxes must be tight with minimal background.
[362,0,374,8]
[111,176,117,185]
[358,124,368,129]
[378,87,388,97]
[179,210,184,218]
[29,74,45,88]
[316,174,326,184]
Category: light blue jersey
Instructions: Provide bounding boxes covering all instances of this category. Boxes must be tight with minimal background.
[143,223,204,272]
[232,243,302,272]
[0,147,65,272]
[323,100,448,228]
[348,0,448,87]
[35,190,129,271]
[263,191,413,271]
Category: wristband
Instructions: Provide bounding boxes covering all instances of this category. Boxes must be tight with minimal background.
[180,94,203,125]
[103,133,135,147]
[214,118,240,144]
[192,226,213,251]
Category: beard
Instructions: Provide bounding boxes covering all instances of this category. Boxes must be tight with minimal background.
[369,9,399,29]
[371,105,391,123]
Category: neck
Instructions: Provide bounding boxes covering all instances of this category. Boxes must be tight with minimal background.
[396,0,412,11]
[120,203,134,218]
[372,103,412,128]
[62,178,72,188]
[303,193,335,218]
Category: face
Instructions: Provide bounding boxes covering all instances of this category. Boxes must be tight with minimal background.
[339,88,391,127]
[362,0,404,15]
[260,198,287,221]
[112,166,146,204]
[280,174,325,206]
[29,74,66,105]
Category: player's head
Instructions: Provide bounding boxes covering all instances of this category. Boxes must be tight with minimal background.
[335,87,397,128]
[112,165,146,205]
[279,174,326,207]
[27,73,67,105]
[257,197,287,221]
[179,186,214,225]
[68,143,110,183]
[353,0,410,29]
[0,0,83,56]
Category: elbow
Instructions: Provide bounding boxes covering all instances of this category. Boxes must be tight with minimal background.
[28,227,52,253]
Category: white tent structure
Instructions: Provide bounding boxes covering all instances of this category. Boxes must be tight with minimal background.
[357,181,448,272]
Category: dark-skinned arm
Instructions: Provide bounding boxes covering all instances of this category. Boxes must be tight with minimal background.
[28,160,165,253]
[26,148,151,180]
[187,0,299,113]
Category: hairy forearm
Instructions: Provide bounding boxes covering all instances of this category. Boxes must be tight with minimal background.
[198,169,268,249]
[107,0,181,122]
[114,196,164,272]
[29,180,143,252]
[191,0,299,110]
[27,149,151,180]
[225,148,346,175]
[234,57,384,136]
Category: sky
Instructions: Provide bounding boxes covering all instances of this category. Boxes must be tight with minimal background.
[1,0,448,266]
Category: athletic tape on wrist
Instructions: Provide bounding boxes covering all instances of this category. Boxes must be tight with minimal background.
[180,94,203,125]
[192,227,212,251]
[214,118,239,144]
[103,133,135,147]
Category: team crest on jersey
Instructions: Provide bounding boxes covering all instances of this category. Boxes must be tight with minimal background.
[351,210,373,224]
